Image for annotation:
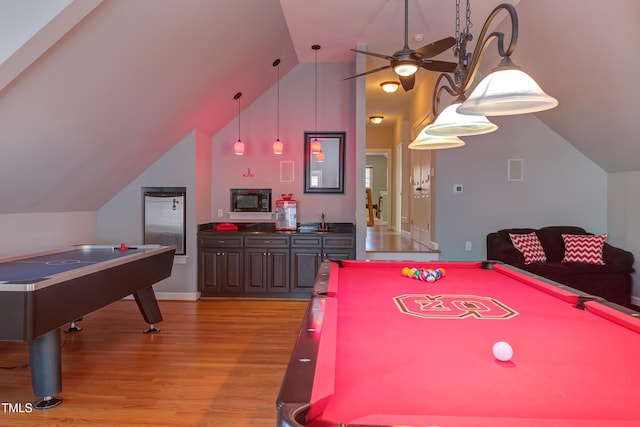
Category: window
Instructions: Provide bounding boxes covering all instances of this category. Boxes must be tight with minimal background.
[365,166,373,189]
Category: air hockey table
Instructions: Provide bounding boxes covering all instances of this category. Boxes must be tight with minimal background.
[0,244,175,409]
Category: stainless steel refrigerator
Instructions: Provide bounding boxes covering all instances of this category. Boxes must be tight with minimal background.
[143,190,185,255]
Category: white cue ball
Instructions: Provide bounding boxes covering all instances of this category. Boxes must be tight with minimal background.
[492,341,513,362]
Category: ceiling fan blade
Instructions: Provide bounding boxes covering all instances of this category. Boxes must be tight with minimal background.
[415,36,456,58]
[420,60,458,73]
[343,65,391,81]
[399,74,415,91]
[350,48,394,61]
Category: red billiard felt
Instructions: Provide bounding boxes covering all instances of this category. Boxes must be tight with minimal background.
[307,261,640,427]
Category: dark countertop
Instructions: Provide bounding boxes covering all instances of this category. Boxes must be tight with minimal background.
[197,222,355,234]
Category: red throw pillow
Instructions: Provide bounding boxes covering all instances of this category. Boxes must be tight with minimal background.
[561,234,607,265]
[509,232,547,264]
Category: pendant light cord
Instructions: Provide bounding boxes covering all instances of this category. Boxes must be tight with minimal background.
[312,45,320,132]
[234,92,242,141]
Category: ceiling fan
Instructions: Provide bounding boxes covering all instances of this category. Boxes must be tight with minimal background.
[345,0,457,92]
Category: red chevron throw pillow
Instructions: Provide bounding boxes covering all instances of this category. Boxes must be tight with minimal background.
[561,234,607,265]
[509,232,547,264]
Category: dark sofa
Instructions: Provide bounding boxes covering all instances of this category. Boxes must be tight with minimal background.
[486,226,634,307]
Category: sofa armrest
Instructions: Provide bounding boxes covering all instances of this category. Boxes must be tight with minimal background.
[603,243,635,271]
[486,233,525,264]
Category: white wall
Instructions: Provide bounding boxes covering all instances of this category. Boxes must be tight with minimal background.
[435,113,608,261]
[0,211,96,258]
[96,130,206,299]
[608,171,640,304]
[211,62,356,225]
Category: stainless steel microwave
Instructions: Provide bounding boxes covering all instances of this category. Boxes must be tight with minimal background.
[230,188,272,212]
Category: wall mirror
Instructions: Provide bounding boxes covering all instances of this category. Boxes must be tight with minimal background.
[304,131,345,193]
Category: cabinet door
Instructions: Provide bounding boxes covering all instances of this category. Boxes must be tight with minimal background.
[323,248,353,261]
[291,248,322,294]
[267,248,290,294]
[244,249,268,293]
[200,248,242,295]
[221,249,243,293]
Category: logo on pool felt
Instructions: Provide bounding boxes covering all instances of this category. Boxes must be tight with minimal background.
[393,294,519,319]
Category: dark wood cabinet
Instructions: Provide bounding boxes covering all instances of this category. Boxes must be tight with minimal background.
[244,236,290,295]
[198,228,354,298]
[198,236,243,296]
[290,234,355,295]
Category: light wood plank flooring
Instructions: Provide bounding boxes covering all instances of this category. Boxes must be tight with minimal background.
[366,224,433,252]
[0,299,308,426]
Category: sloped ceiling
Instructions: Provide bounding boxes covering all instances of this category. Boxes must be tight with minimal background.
[0,0,638,214]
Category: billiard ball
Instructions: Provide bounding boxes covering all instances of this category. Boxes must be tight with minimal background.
[492,341,513,362]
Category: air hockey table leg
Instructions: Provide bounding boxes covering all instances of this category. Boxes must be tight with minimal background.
[28,328,63,409]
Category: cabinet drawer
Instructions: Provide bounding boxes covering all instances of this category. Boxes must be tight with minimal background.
[323,235,354,248]
[244,235,289,248]
[291,235,322,248]
[199,236,243,248]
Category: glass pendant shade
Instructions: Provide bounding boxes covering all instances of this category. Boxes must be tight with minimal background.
[457,68,559,116]
[393,62,418,76]
[310,138,322,154]
[427,102,498,137]
[234,140,245,155]
[272,139,283,155]
[315,150,325,162]
[409,125,465,150]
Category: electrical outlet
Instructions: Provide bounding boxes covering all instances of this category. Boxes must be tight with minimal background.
[465,241,472,251]
[217,209,224,218]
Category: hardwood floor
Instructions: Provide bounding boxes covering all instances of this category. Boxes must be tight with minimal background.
[365,224,433,252]
[0,299,308,426]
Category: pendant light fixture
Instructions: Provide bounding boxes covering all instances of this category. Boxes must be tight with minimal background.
[409,124,465,150]
[426,1,557,138]
[272,58,283,155]
[233,92,245,155]
[310,44,322,154]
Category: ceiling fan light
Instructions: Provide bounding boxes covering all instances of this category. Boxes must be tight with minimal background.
[409,125,466,150]
[272,139,283,155]
[457,67,559,116]
[234,140,245,155]
[380,81,400,93]
[393,62,418,77]
[427,102,498,137]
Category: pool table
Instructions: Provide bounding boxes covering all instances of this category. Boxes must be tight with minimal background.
[277,260,640,427]
[0,244,175,409]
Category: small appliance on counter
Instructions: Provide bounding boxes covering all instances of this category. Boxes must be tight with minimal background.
[230,188,271,212]
[275,194,297,231]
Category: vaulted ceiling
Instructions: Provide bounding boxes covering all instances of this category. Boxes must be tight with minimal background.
[0,0,638,214]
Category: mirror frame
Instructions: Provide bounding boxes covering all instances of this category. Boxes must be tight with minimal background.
[304,131,345,194]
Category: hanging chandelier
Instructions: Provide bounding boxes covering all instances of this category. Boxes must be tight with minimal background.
[425,1,558,138]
